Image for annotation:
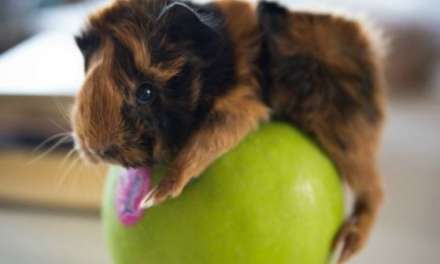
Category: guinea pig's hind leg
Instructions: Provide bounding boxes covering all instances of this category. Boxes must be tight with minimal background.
[332,159,384,263]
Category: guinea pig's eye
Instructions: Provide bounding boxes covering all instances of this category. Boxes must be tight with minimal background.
[136,82,155,104]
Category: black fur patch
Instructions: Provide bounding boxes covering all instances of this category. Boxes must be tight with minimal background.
[258,36,272,105]
[257,1,290,106]
[257,1,289,34]
[149,1,236,151]
[198,3,236,96]
[275,55,319,98]
[159,63,197,150]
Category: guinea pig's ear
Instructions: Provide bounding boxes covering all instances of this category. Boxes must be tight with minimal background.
[74,28,100,70]
[158,2,222,57]
[257,1,289,35]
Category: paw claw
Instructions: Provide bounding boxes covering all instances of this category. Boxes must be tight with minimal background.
[334,218,365,264]
[153,176,184,204]
[139,186,158,210]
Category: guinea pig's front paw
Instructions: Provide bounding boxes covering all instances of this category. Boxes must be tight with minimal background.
[154,175,184,203]
[140,173,185,209]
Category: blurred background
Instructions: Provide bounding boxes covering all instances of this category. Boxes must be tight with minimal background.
[0,0,439,263]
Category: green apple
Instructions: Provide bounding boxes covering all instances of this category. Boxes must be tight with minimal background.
[102,122,344,264]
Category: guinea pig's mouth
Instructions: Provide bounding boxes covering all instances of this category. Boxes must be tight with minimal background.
[74,137,156,174]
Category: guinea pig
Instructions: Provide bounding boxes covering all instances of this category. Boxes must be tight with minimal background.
[72,1,387,263]
[72,0,235,168]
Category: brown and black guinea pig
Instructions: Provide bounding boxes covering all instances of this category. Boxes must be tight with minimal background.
[72,0,387,262]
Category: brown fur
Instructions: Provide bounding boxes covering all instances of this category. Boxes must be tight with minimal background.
[216,0,259,79]
[72,1,387,263]
[73,38,125,162]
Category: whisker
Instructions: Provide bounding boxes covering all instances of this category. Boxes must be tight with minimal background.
[57,148,78,188]
[49,119,70,133]
[56,156,82,190]
[59,148,78,169]
[52,97,71,123]
[32,132,71,154]
[27,135,72,166]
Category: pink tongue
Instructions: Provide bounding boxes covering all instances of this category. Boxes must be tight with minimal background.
[116,167,151,226]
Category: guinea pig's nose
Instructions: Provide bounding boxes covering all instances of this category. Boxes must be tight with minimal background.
[99,145,120,159]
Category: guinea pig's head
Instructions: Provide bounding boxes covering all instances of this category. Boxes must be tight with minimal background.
[72,0,233,168]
